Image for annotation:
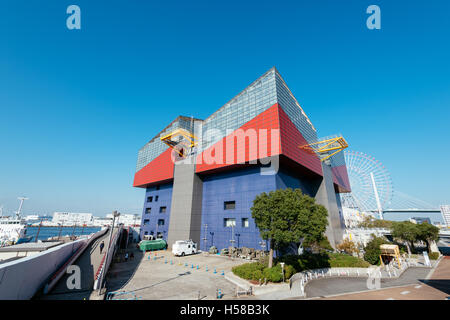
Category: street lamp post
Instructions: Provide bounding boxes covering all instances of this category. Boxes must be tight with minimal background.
[280,262,285,282]
[108,211,120,250]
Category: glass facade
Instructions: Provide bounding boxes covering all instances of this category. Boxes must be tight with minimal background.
[136,117,201,172]
[136,67,323,175]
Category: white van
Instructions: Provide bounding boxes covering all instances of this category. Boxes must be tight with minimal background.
[172,240,197,256]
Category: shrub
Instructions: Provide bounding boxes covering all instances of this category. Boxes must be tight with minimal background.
[428,252,440,260]
[336,238,359,255]
[232,262,265,280]
[363,235,390,265]
[283,264,296,280]
[328,252,370,268]
[263,265,283,282]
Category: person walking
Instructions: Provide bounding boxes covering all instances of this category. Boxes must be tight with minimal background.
[99,241,105,254]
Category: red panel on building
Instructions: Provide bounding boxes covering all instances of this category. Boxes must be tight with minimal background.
[331,165,351,192]
[195,103,282,174]
[133,148,175,188]
[278,107,323,176]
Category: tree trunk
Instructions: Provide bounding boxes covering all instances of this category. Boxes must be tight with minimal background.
[405,242,411,256]
[268,240,274,268]
[410,241,415,254]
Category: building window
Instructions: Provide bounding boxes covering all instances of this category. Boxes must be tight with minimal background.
[224,218,236,227]
[143,219,150,225]
[242,218,249,228]
[147,196,153,202]
[145,208,151,214]
[157,232,163,238]
[159,206,167,213]
[158,219,164,226]
[155,196,159,202]
[144,231,148,235]
[224,201,236,210]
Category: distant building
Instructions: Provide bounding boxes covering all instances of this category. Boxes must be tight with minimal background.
[105,213,140,227]
[342,207,370,228]
[410,217,432,224]
[441,205,450,227]
[52,212,93,225]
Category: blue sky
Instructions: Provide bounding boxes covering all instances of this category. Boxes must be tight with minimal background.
[0,0,449,216]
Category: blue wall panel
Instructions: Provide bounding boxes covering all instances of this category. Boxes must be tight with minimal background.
[140,183,173,241]
[199,167,275,252]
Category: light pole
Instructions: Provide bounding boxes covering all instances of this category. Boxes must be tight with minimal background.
[108,211,120,250]
[280,262,285,282]
[202,224,208,251]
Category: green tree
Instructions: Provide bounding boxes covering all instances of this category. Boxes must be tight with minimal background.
[251,188,328,268]
[363,235,390,265]
[416,222,439,253]
[391,221,418,255]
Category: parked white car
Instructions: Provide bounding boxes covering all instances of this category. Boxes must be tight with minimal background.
[172,240,197,256]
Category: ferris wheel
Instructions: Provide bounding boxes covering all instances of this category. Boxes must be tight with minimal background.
[341,151,393,218]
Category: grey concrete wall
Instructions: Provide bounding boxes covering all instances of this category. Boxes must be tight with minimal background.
[314,163,345,248]
[0,239,86,300]
[167,159,203,248]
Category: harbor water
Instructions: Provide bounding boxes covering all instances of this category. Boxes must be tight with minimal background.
[26,226,101,241]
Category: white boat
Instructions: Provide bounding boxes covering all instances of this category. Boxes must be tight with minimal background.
[0,198,33,247]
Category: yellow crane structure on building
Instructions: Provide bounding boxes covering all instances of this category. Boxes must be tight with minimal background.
[160,128,198,158]
[299,136,348,162]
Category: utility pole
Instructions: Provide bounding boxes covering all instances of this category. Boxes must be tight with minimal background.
[108,211,120,249]
[35,219,43,242]
[202,224,208,251]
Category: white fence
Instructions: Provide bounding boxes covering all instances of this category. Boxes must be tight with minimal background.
[288,258,421,297]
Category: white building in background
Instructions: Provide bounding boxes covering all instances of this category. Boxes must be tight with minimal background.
[342,207,371,229]
[343,228,390,246]
[52,212,93,226]
[441,205,450,227]
[105,213,140,227]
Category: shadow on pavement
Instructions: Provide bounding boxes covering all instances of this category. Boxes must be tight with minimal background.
[419,279,450,295]
[105,247,144,293]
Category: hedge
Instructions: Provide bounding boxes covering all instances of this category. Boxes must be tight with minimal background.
[232,252,370,283]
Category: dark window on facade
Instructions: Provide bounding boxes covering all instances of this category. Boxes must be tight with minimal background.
[159,206,167,213]
[157,232,163,238]
[224,201,236,210]
[143,219,150,225]
[144,231,148,235]
[147,196,153,202]
[155,196,159,202]
[242,218,249,228]
[157,219,165,226]
[145,208,151,214]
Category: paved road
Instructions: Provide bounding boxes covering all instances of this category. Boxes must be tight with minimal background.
[105,250,246,300]
[39,228,115,300]
[302,267,431,299]
[316,257,450,300]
